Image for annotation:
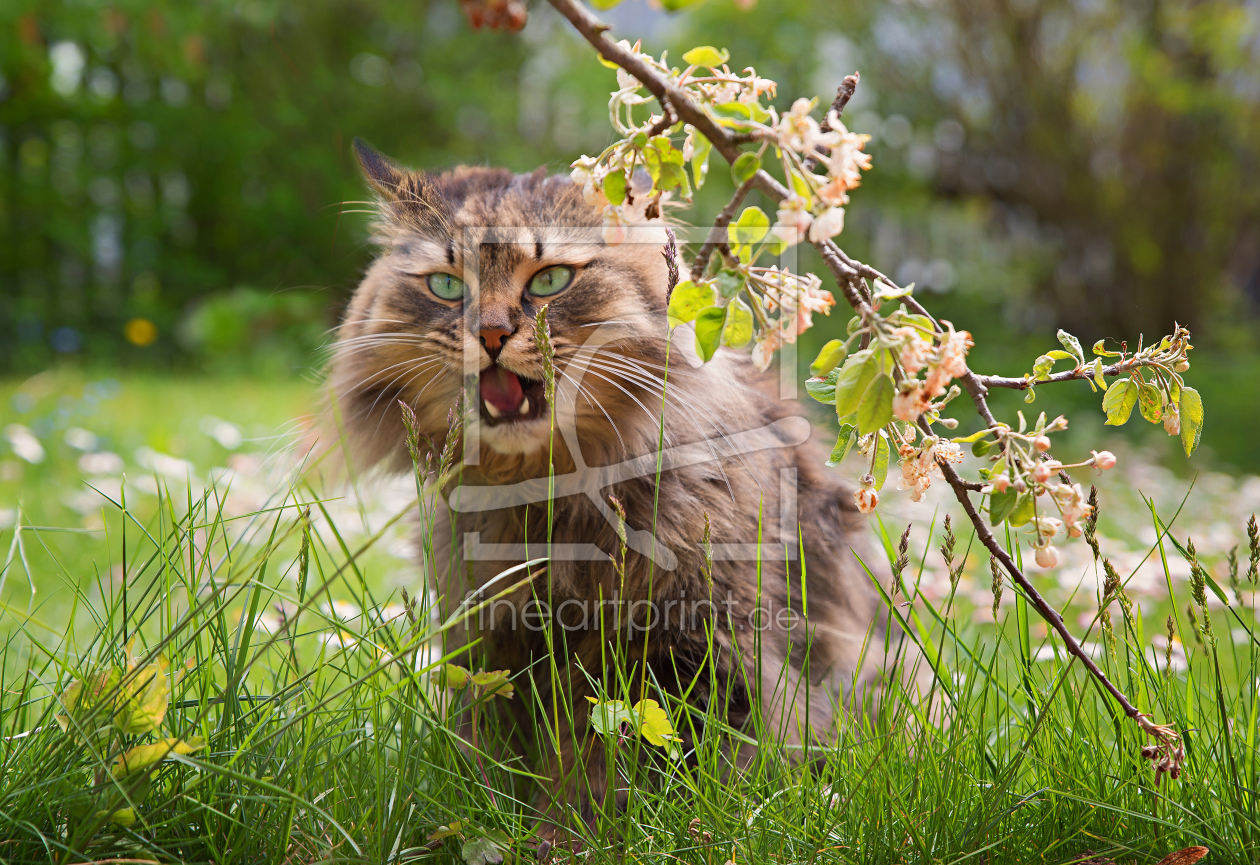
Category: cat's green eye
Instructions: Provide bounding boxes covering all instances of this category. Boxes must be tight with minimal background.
[527,265,574,297]
[427,273,466,300]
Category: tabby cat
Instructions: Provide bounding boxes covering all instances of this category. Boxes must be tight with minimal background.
[329,139,893,844]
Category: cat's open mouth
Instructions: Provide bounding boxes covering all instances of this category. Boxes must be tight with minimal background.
[478,364,545,426]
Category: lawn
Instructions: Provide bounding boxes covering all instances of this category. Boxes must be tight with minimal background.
[2,371,1260,863]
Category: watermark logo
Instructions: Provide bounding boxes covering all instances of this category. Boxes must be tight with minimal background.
[449,225,807,570]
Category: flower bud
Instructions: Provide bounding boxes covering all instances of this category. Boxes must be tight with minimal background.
[1163,406,1180,436]
[854,487,879,514]
[1034,435,1051,452]
[1034,544,1059,569]
[1092,450,1117,471]
[1033,463,1052,484]
[992,474,1010,493]
[1175,360,1190,372]
[1015,479,1027,493]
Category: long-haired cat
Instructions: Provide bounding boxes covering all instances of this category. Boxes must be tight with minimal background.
[329,139,893,844]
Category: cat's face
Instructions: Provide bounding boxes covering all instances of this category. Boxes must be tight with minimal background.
[331,141,671,466]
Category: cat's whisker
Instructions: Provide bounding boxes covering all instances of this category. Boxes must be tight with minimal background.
[582,359,761,496]
[555,369,629,455]
[338,356,445,397]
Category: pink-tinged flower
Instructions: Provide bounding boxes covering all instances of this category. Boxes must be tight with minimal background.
[817,176,851,207]
[895,327,933,375]
[1033,463,1052,484]
[1163,404,1181,436]
[1092,450,1117,471]
[935,441,964,464]
[1054,482,1092,528]
[751,331,782,372]
[570,155,606,208]
[992,474,1010,493]
[1033,516,1062,541]
[739,67,777,101]
[808,206,846,243]
[602,205,627,246]
[777,98,837,154]
[772,196,813,248]
[823,115,873,188]
[893,385,926,423]
[1034,435,1051,452]
[1034,544,1060,569]
[855,486,879,513]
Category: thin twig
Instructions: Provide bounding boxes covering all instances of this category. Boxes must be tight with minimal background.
[804,72,859,172]
[544,0,1146,730]
[690,178,754,282]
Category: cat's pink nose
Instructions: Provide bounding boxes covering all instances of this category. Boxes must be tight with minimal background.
[479,327,513,354]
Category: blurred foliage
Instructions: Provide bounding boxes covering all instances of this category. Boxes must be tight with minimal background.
[2,0,1260,449]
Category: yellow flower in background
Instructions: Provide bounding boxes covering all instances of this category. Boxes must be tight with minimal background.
[124,318,158,347]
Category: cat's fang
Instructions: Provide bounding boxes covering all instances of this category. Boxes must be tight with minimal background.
[485,401,503,419]
[520,397,531,416]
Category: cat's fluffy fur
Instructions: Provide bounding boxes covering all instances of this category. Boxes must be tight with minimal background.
[329,140,891,838]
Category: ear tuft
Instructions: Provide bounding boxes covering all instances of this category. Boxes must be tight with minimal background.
[353,137,406,200]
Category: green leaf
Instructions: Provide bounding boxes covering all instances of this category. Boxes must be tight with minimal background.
[1102,378,1138,425]
[666,280,714,328]
[113,737,206,780]
[833,350,877,420]
[810,339,847,378]
[56,668,122,741]
[1032,350,1075,381]
[989,487,1018,526]
[635,698,681,755]
[690,132,712,190]
[1008,493,1036,527]
[872,430,891,490]
[587,697,636,736]
[1024,387,1036,404]
[682,46,730,67]
[442,664,470,689]
[790,170,813,199]
[428,822,464,842]
[660,0,704,9]
[731,152,761,185]
[721,298,753,348]
[710,101,753,128]
[805,369,840,404]
[826,422,857,467]
[728,206,770,247]
[1092,358,1107,391]
[656,161,689,197]
[590,0,624,8]
[470,669,514,699]
[1179,386,1203,456]
[1092,339,1120,357]
[1137,382,1163,424]
[107,807,137,827]
[115,660,170,735]
[972,439,993,457]
[951,428,992,444]
[461,835,506,865]
[1056,329,1085,364]
[713,268,745,300]
[856,374,894,436]
[603,170,626,206]
[693,306,726,362]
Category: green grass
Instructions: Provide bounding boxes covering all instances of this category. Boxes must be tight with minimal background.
[3,373,1260,863]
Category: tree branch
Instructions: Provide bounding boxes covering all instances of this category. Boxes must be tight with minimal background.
[690,178,754,283]
[545,0,1148,732]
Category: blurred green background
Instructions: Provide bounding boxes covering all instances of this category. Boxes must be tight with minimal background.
[2,0,1260,466]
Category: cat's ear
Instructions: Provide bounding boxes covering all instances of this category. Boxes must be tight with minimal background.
[353,138,406,200]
